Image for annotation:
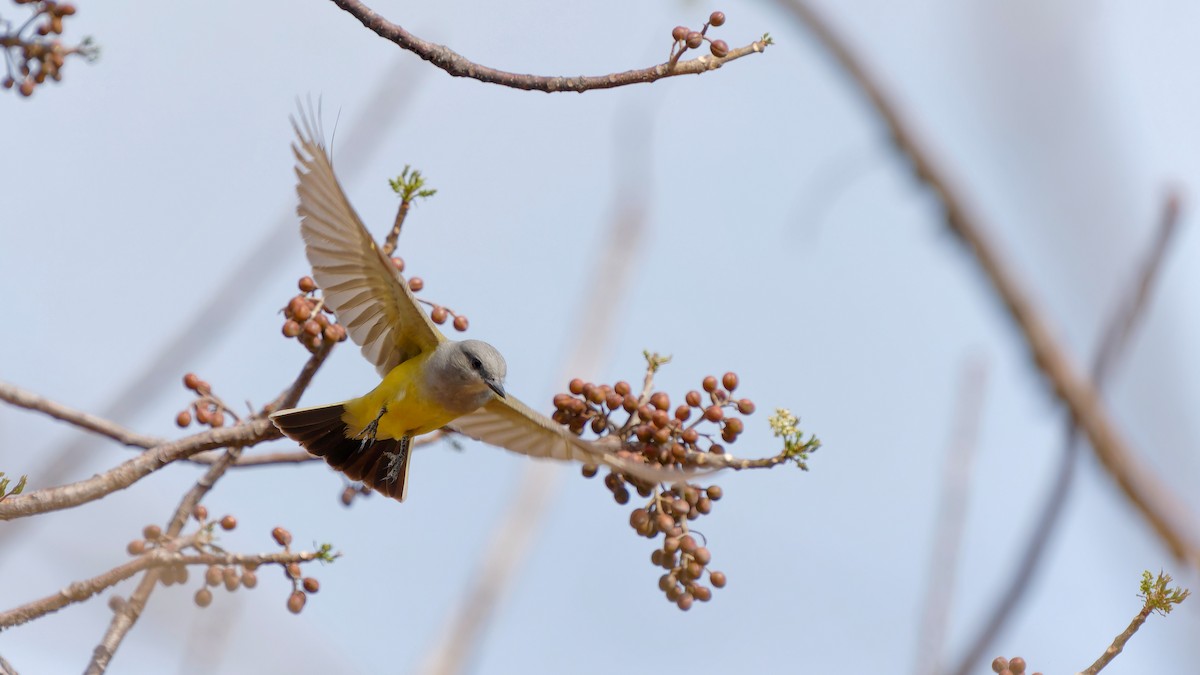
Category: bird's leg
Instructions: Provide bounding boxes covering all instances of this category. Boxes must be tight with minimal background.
[355,405,388,451]
[382,436,411,484]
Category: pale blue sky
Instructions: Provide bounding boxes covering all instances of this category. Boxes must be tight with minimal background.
[3,1,1199,673]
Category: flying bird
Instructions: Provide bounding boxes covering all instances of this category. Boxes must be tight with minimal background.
[270,112,676,501]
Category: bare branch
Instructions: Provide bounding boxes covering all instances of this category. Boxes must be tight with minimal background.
[330,0,770,92]
[775,0,1200,568]
[0,381,160,449]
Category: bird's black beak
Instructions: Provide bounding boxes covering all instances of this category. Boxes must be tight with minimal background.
[486,379,506,399]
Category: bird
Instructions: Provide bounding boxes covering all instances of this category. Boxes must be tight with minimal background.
[270,110,681,501]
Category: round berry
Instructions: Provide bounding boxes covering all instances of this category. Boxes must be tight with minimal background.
[303,577,320,593]
[194,588,213,608]
[272,527,292,547]
[671,25,689,41]
[176,410,192,428]
[685,31,703,49]
[710,40,730,58]
[298,276,317,292]
[287,590,307,614]
[219,515,237,531]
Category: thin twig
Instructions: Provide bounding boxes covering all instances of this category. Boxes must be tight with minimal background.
[914,359,988,675]
[330,0,770,92]
[949,193,1184,675]
[776,0,1200,568]
[86,444,245,673]
[0,381,161,449]
[0,541,323,630]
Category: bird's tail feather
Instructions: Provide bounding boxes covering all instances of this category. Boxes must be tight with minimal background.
[270,403,410,502]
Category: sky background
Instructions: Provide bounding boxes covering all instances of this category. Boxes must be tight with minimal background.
[3,0,1200,673]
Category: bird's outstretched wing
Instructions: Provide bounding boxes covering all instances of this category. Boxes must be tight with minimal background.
[448,395,701,485]
[291,110,444,375]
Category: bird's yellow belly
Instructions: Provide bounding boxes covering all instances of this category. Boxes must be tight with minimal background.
[341,355,457,439]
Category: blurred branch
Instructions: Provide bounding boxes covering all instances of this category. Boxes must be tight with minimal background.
[776,0,1200,567]
[951,193,1184,675]
[0,381,160,449]
[330,0,770,92]
[915,358,988,675]
[418,106,656,674]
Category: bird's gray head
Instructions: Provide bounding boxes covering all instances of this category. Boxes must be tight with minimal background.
[426,339,507,413]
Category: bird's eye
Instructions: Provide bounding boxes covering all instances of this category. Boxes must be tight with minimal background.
[470,357,483,370]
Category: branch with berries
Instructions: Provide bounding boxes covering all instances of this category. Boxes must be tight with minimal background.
[1,0,97,97]
[331,1,772,92]
[550,352,821,608]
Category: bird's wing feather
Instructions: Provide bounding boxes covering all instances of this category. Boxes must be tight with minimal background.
[448,396,700,485]
[291,111,443,375]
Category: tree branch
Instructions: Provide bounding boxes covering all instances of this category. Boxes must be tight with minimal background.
[329,0,770,92]
[0,420,276,521]
[775,0,1200,568]
[0,381,160,449]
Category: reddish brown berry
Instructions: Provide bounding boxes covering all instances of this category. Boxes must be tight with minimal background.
[671,25,689,41]
[679,535,698,554]
[287,563,302,580]
[1008,658,1026,674]
[298,276,317,292]
[703,406,724,422]
[676,593,694,610]
[706,485,723,500]
[272,527,292,547]
[183,373,201,391]
[650,392,670,411]
[709,571,726,588]
[220,515,237,531]
[224,567,240,591]
[724,418,744,435]
[195,405,212,425]
[205,565,222,586]
[408,277,424,292]
[568,378,585,395]
[702,377,718,393]
[685,31,703,49]
[242,570,258,589]
[192,505,208,521]
[722,372,739,391]
[693,547,712,565]
[709,11,726,26]
[614,381,631,396]
[581,464,598,478]
[710,39,730,58]
[282,320,302,338]
[737,399,756,415]
[430,306,448,324]
[176,410,192,427]
[210,411,225,428]
[453,315,469,331]
[287,590,307,614]
[194,588,213,608]
[391,257,405,272]
[681,428,699,445]
[143,524,162,541]
[126,540,146,556]
[303,577,320,593]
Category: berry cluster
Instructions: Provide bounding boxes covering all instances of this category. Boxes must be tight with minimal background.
[552,359,754,609]
[669,11,730,65]
[991,656,1039,675]
[633,484,727,610]
[2,0,95,97]
[175,372,239,429]
[281,276,349,353]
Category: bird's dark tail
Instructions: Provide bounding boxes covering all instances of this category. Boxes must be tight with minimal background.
[270,403,411,502]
